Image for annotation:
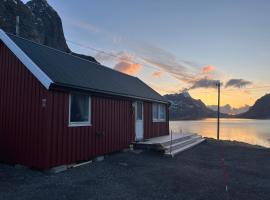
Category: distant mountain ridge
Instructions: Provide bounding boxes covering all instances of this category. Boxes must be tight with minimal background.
[0,0,98,63]
[238,94,270,119]
[165,92,270,120]
[164,92,228,120]
[208,104,250,115]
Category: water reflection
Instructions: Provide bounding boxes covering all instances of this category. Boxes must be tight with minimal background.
[170,118,270,148]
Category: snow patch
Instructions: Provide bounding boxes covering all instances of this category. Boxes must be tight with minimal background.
[182,91,191,98]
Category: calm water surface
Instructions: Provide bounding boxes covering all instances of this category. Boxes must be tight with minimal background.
[170,118,270,148]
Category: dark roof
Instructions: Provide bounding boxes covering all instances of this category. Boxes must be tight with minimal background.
[7,33,168,103]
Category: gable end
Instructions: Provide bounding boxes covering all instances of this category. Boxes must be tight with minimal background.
[0,29,53,89]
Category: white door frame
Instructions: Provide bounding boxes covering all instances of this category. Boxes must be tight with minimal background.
[133,101,144,141]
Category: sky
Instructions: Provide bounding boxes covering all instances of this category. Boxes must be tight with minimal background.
[23,0,270,108]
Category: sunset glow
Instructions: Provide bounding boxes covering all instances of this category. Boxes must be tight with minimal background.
[42,0,270,108]
[202,65,216,74]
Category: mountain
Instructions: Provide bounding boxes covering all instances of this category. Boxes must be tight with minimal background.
[208,104,250,115]
[0,0,98,63]
[164,92,228,120]
[238,94,270,119]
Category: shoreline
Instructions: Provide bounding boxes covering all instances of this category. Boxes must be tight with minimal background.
[205,137,268,149]
[169,117,270,121]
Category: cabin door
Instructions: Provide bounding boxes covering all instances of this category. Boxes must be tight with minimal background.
[134,101,144,141]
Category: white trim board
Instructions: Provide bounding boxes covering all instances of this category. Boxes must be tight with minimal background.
[0,29,53,89]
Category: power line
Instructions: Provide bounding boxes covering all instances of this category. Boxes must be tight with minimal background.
[66,39,161,71]
[67,39,270,92]
[67,39,202,84]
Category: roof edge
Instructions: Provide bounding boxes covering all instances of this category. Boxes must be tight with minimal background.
[51,82,170,104]
[5,31,141,83]
[0,29,53,89]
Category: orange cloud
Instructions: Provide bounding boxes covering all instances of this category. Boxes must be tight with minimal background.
[152,71,163,78]
[202,65,216,74]
[114,62,142,75]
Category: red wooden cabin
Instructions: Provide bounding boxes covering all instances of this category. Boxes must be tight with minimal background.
[0,30,169,170]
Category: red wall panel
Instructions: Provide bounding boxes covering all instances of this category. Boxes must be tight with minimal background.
[0,42,49,169]
[43,91,135,169]
[143,102,169,139]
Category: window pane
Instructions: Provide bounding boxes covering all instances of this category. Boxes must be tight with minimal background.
[137,102,143,120]
[152,103,159,120]
[70,94,89,123]
[159,104,166,120]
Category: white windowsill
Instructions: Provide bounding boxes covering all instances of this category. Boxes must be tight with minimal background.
[68,122,92,127]
[153,119,166,123]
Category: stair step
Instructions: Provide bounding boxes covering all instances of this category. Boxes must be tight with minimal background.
[161,133,197,146]
[164,138,205,157]
[163,135,202,153]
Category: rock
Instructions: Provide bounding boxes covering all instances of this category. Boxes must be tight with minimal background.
[0,0,99,63]
[238,94,270,119]
[47,165,67,173]
[26,0,69,52]
[94,156,104,162]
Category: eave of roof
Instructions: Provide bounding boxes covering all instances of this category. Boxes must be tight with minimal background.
[0,29,169,104]
[50,82,169,104]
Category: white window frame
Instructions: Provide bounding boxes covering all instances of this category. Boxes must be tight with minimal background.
[152,103,159,121]
[69,93,91,127]
[159,104,166,121]
[152,103,166,122]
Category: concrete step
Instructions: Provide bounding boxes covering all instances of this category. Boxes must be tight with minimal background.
[161,133,197,147]
[164,138,205,157]
[163,135,202,153]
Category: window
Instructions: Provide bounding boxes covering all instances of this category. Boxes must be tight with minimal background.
[152,103,166,122]
[69,93,91,126]
[136,102,143,120]
[159,104,166,120]
[152,103,159,120]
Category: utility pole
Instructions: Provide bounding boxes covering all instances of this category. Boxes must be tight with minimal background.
[16,16,20,36]
[216,81,221,140]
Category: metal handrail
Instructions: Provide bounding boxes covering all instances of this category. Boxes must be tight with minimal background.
[170,130,173,154]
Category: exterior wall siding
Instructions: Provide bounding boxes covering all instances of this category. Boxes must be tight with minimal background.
[0,42,49,169]
[143,102,169,139]
[42,91,135,169]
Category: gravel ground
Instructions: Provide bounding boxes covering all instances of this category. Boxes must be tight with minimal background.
[0,139,270,200]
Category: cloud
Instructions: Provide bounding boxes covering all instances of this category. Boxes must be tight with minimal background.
[243,90,251,95]
[149,83,182,94]
[95,51,117,62]
[114,62,142,75]
[131,43,198,82]
[112,52,143,76]
[189,78,252,90]
[152,71,163,78]
[95,51,143,76]
[95,42,224,91]
[202,65,216,74]
[225,79,252,88]
[112,36,124,44]
[189,77,221,90]
[67,19,99,33]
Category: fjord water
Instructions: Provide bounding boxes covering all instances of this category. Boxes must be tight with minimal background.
[170,118,270,148]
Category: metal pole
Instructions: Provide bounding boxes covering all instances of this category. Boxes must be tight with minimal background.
[217,81,221,140]
[16,16,20,36]
[170,130,173,154]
